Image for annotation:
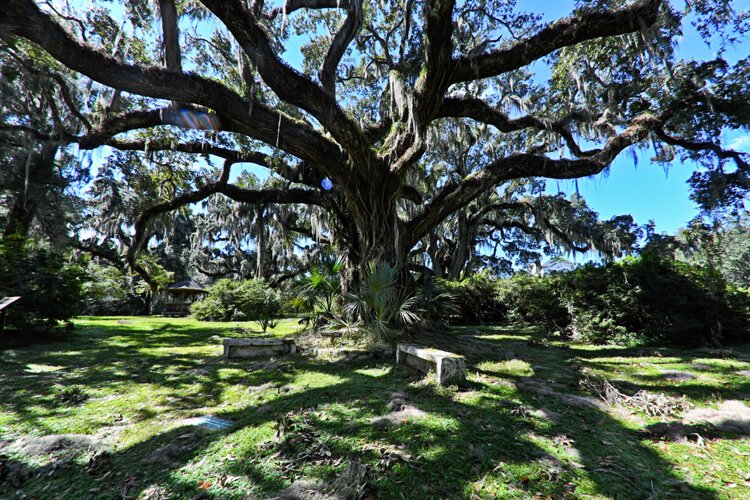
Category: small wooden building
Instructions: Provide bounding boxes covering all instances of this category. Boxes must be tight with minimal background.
[164,279,207,317]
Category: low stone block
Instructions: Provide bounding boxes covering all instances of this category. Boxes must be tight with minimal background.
[302,347,392,361]
[222,338,295,359]
[396,344,466,385]
[320,330,343,338]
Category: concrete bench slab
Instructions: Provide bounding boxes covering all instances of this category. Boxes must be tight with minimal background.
[396,344,466,385]
[222,338,296,359]
[296,346,393,362]
[320,330,343,338]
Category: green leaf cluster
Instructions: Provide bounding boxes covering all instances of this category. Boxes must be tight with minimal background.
[0,235,85,328]
[190,278,280,322]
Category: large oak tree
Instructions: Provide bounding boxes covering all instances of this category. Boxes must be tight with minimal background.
[1,0,748,283]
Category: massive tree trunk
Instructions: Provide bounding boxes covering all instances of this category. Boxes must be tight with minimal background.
[335,170,408,288]
[446,210,475,280]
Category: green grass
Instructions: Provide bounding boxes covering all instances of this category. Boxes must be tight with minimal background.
[1,317,749,498]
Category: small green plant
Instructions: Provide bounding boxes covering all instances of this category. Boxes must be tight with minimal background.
[258,313,282,333]
[298,254,344,315]
[59,386,88,405]
[344,260,421,342]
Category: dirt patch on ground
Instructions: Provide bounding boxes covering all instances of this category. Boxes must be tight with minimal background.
[516,379,605,410]
[640,400,750,441]
[248,382,282,393]
[269,460,370,500]
[272,479,332,499]
[683,400,750,434]
[0,432,119,489]
[370,392,428,427]
[370,406,428,427]
[145,433,201,467]
[659,370,696,382]
[2,434,103,458]
[186,367,210,377]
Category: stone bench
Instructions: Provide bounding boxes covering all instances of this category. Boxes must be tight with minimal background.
[301,346,394,362]
[396,344,466,386]
[222,338,296,359]
[320,330,343,338]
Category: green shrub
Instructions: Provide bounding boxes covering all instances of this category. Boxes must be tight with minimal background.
[413,276,459,328]
[81,261,143,315]
[495,273,568,331]
[190,278,280,321]
[0,235,85,328]
[439,271,506,324]
[279,290,309,316]
[534,256,748,346]
[446,256,750,346]
[344,260,420,341]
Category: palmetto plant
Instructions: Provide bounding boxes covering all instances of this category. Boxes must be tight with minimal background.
[301,254,344,315]
[344,260,421,342]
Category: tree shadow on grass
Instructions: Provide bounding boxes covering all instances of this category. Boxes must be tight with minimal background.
[0,321,732,498]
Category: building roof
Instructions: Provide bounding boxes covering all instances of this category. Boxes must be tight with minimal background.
[167,279,207,293]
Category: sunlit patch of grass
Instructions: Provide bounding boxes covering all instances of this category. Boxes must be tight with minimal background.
[353,366,391,378]
[24,363,64,373]
[477,359,534,377]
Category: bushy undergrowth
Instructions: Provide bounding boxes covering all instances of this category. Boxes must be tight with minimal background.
[0,235,84,328]
[558,257,750,346]
[439,271,507,324]
[446,256,750,346]
[190,278,280,321]
[80,262,143,315]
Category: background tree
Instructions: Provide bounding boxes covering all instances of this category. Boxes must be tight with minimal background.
[0,41,87,241]
[678,213,750,288]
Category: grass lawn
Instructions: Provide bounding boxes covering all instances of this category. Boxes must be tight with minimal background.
[1,316,749,498]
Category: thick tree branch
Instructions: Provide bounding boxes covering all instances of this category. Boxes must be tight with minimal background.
[450,0,662,83]
[74,241,127,272]
[416,0,456,123]
[265,0,349,19]
[438,97,599,157]
[199,0,372,167]
[319,0,362,97]
[404,114,659,245]
[129,160,325,262]
[158,0,182,73]
[104,138,271,166]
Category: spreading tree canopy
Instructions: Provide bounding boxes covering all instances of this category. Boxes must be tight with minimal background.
[1,0,748,284]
